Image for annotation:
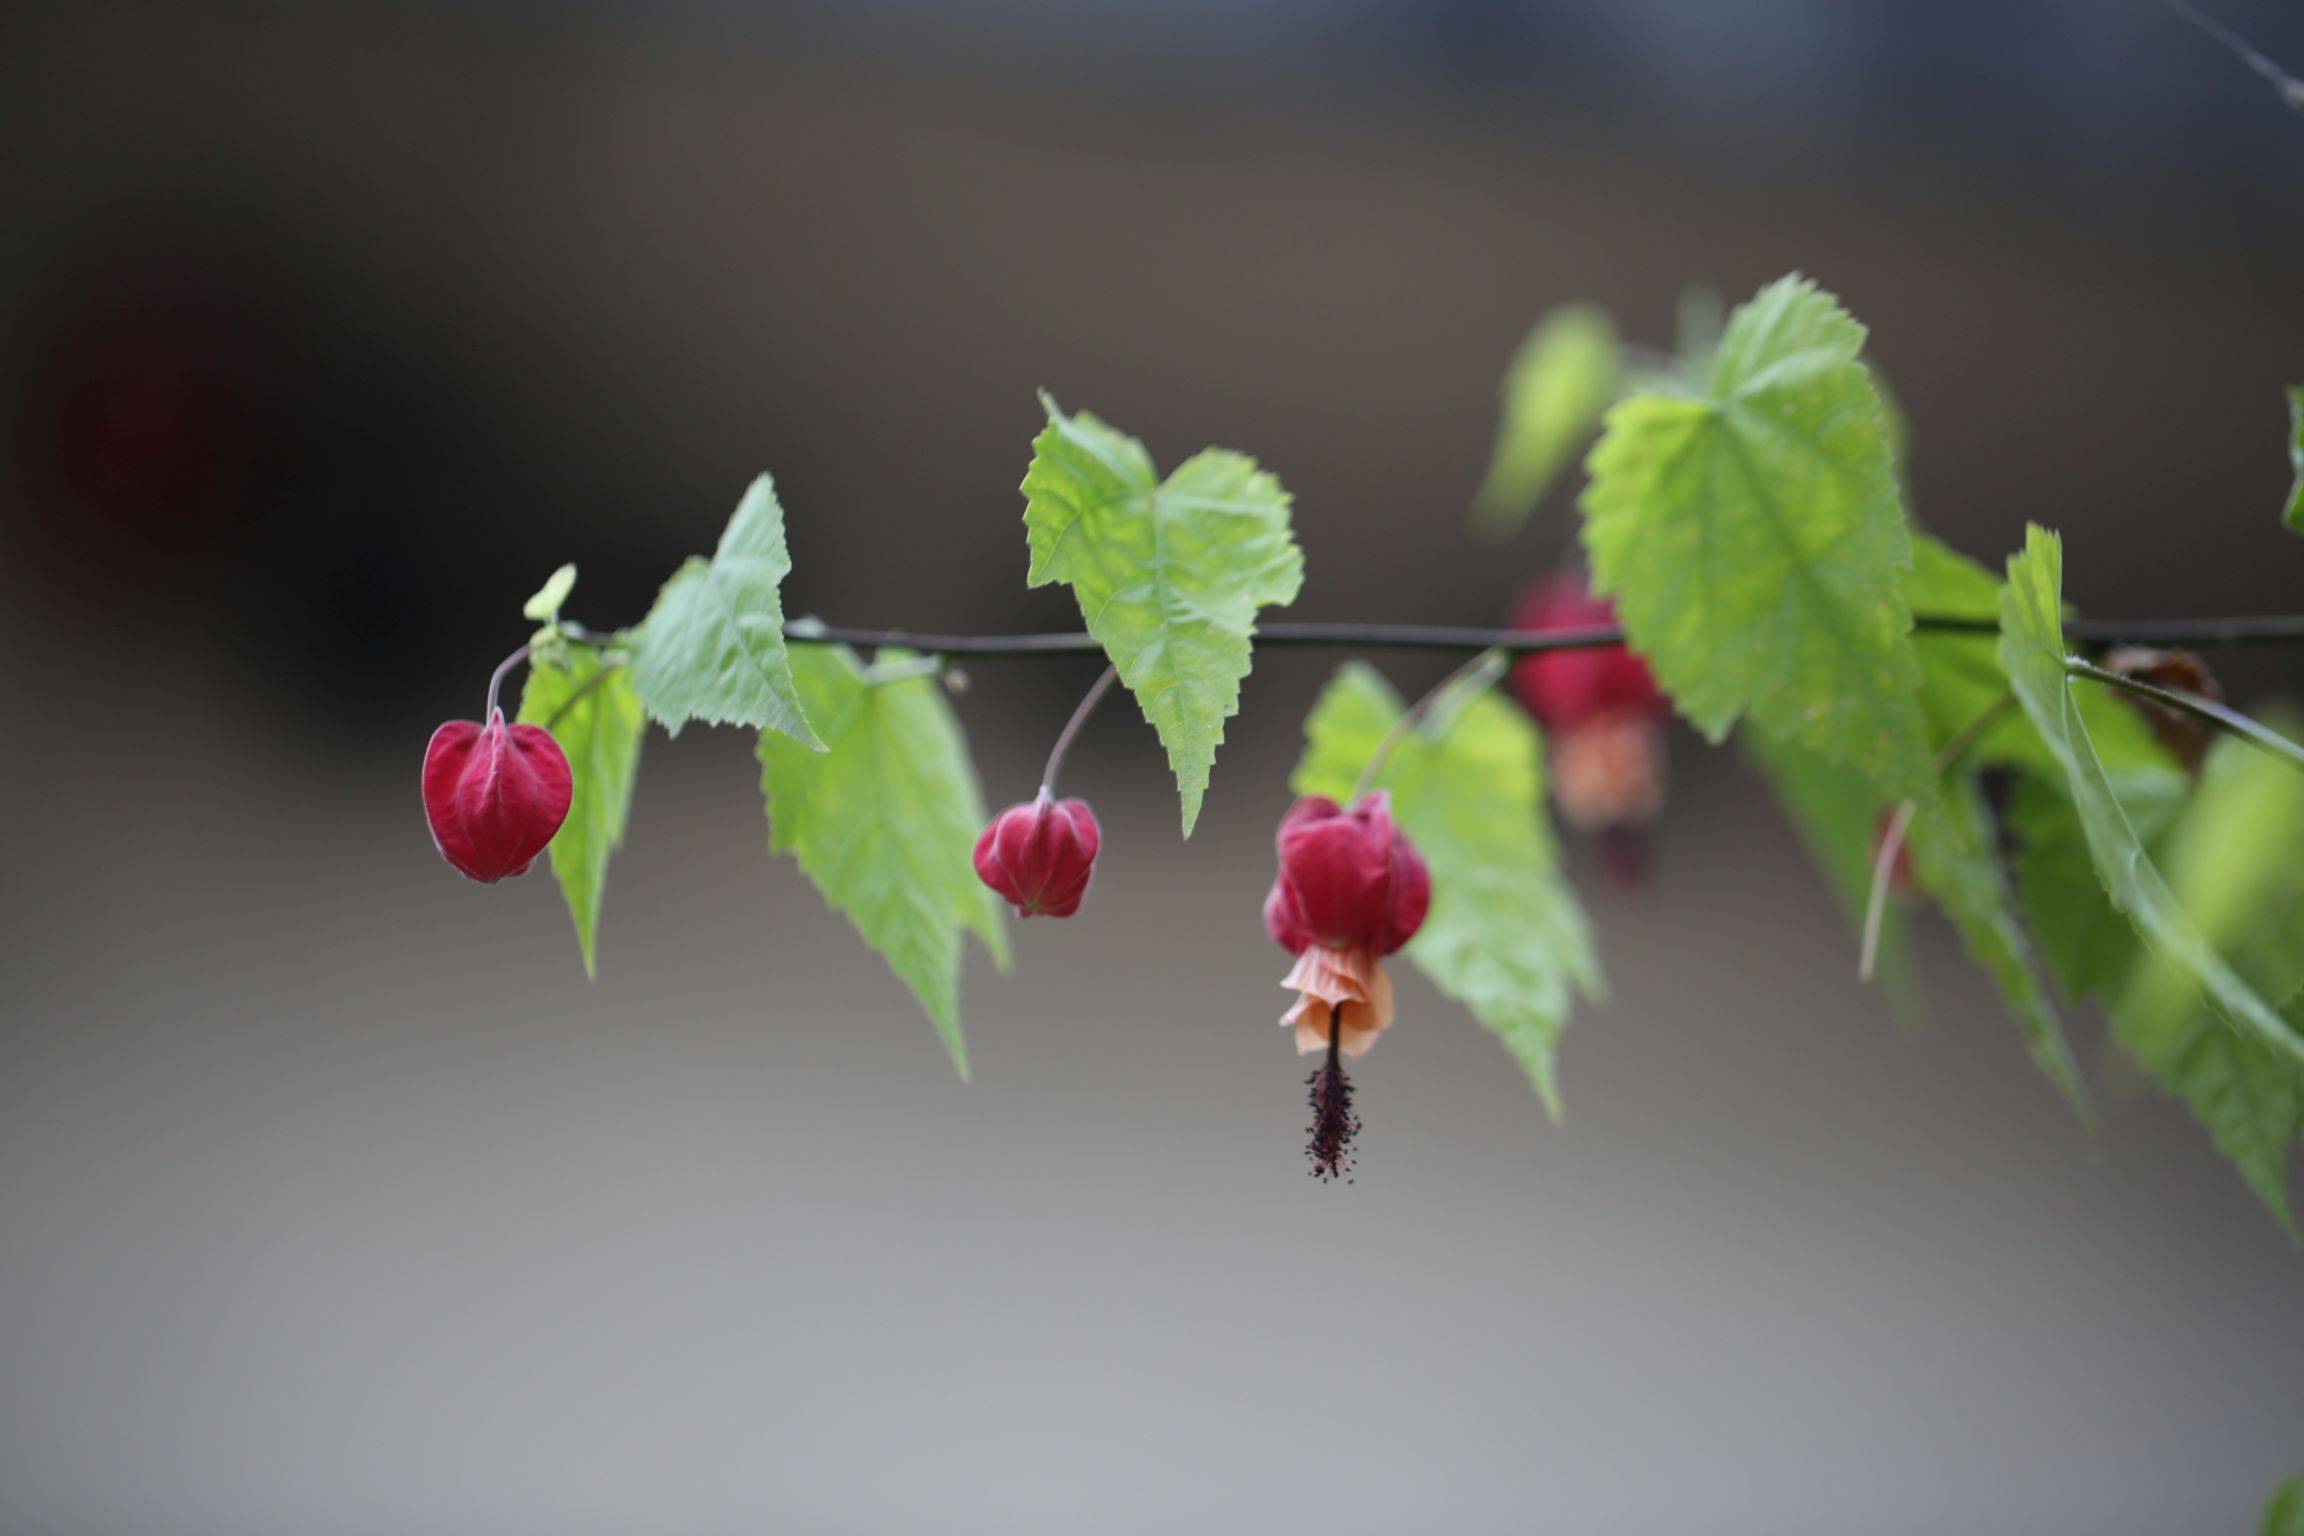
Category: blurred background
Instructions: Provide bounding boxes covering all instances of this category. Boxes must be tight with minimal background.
[3,2,2302,1531]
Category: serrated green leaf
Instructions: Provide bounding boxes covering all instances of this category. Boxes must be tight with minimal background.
[1470,305,1622,539]
[1999,527,2304,1090]
[1581,274,1932,797]
[1906,532,2171,778]
[2285,386,2304,534]
[1904,773,2091,1118]
[522,562,578,623]
[1021,395,1303,836]
[2112,732,2304,1233]
[756,644,1007,1078]
[1292,663,1601,1117]
[2263,1475,2304,1536]
[517,647,645,980]
[630,477,821,748]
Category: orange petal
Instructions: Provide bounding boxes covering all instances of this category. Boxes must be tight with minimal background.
[1279,948,1395,1058]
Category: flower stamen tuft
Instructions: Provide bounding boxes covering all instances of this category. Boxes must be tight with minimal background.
[1306,1004,1359,1183]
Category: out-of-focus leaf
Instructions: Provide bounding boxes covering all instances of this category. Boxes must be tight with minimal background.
[1470,305,1622,539]
[522,562,578,624]
[2008,771,2185,1005]
[1022,395,1302,836]
[2284,386,2304,533]
[1904,773,2089,1117]
[1293,662,1601,1117]
[1998,527,2304,1082]
[2112,730,2304,1233]
[1744,730,1917,1005]
[2263,1475,2304,1536]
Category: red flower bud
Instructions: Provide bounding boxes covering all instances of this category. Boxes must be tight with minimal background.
[422,709,573,883]
[974,792,1101,918]
[1510,573,1666,733]
[1264,793,1429,957]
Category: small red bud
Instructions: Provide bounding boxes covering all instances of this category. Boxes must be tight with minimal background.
[1510,573,1666,733]
[974,792,1101,918]
[1264,793,1430,957]
[422,709,573,883]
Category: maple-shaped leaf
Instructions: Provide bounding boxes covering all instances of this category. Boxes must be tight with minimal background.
[1021,395,1303,836]
[1582,274,1931,798]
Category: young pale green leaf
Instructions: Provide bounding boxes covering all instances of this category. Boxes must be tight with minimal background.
[1904,773,2090,1118]
[518,647,645,980]
[1998,525,2304,1080]
[1292,663,1601,1117]
[2111,732,2304,1233]
[630,477,821,748]
[1470,305,1622,539]
[523,562,578,623]
[1581,274,1931,797]
[756,644,1008,1078]
[2285,386,2304,534]
[1021,395,1303,836]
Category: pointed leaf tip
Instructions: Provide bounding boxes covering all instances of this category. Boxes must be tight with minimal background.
[630,477,821,749]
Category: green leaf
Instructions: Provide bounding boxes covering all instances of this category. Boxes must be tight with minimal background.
[1743,730,1917,1004]
[2008,772,2184,1005]
[2263,1475,2304,1536]
[1903,773,2090,1118]
[1581,274,1931,797]
[1903,532,2171,778]
[1998,526,2304,1082]
[1745,723,2082,1112]
[756,642,1008,1077]
[1292,662,1601,1117]
[1021,395,1303,835]
[2111,732,2304,1233]
[517,647,645,980]
[2285,386,2304,534]
[1470,305,1622,539]
[630,477,821,748]
[522,562,578,623]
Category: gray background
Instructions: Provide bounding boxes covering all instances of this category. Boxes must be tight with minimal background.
[2,4,2300,1531]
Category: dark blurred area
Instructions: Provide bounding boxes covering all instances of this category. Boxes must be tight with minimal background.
[3,4,2301,1532]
